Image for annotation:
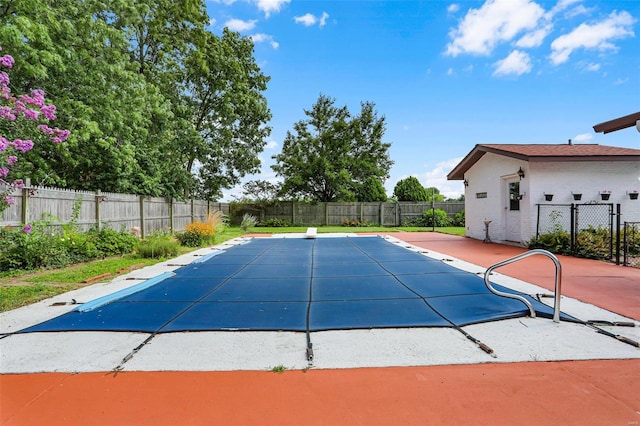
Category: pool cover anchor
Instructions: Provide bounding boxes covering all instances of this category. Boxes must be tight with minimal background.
[458,328,497,358]
[582,322,640,348]
[306,343,314,362]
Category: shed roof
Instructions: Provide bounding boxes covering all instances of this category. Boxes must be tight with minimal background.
[593,112,640,134]
[447,143,640,180]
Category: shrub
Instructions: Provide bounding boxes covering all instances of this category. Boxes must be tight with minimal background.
[241,213,258,232]
[401,209,450,227]
[0,223,69,271]
[527,231,571,255]
[206,211,228,234]
[259,218,290,227]
[575,227,611,260]
[176,221,215,247]
[451,209,465,227]
[86,227,138,256]
[341,218,372,227]
[137,237,179,258]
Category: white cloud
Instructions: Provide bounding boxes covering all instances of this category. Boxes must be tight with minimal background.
[573,133,592,142]
[584,62,600,72]
[493,50,532,76]
[294,12,329,28]
[254,0,290,17]
[563,4,594,19]
[251,33,279,49]
[447,67,454,76]
[389,158,465,200]
[265,140,278,149]
[209,18,217,27]
[418,157,465,199]
[445,0,545,56]
[549,11,636,65]
[319,12,329,28]
[447,4,460,14]
[545,0,581,19]
[614,77,628,85]
[224,18,257,32]
[516,24,552,48]
[294,13,316,26]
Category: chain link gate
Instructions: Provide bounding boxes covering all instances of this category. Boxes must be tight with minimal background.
[536,203,616,262]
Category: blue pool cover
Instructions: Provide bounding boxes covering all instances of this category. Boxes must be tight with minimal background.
[19,237,571,334]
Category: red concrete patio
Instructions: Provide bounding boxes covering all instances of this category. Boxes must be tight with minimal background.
[1,232,638,426]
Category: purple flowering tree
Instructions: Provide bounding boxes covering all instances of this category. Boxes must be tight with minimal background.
[0,46,70,213]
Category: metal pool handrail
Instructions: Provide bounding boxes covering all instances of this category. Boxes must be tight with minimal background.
[484,249,562,323]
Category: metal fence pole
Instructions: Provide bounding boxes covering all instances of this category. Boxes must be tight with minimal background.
[614,204,620,264]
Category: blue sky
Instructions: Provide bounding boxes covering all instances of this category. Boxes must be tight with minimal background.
[205,0,639,200]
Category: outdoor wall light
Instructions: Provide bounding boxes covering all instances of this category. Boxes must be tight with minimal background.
[517,167,525,180]
[463,179,469,187]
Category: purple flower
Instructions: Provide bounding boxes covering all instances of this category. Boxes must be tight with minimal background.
[12,179,24,189]
[40,104,56,120]
[6,155,17,165]
[22,224,32,234]
[2,196,14,206]
[0,136,9,151]
[12,139,34,153]
[0,54,14,68]
[52,128,70,143]
[38,124,54,135]
[0,106,15,120]
[0,167,8,178]
[23,109,39,120]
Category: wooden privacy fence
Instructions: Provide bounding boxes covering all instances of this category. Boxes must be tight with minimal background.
[236,201,464,226]
[2,182,464,232]
[1,181,229,238]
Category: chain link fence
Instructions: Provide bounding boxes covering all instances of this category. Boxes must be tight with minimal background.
[623,222,640,268]
[536,203,619,264]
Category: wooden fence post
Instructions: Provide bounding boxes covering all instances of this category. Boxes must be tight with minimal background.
[95,190,102,230]
[190,199,195,223]
[292,201,296,225]
[21,178,31,224]
[139,195,145,239]
[325,202,328,225]
[169,198,174,234]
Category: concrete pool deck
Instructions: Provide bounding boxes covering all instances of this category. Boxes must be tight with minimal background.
[1,232,639,425]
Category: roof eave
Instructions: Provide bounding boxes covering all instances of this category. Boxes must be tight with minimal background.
[593,112,640,134]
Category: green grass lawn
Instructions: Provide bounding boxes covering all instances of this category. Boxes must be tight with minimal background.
[0,226,464,312]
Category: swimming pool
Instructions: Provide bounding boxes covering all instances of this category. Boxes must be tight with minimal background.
[19,236,570,335]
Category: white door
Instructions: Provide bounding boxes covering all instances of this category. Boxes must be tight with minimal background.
[505,178,521,242]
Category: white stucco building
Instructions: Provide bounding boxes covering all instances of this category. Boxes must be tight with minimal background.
[447,143,640,245]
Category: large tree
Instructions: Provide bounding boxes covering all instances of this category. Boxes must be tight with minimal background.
[393,176,429,201]
[0,0,172,192]
[1,0,272,199]
[183,29,271,199]
[272,95,392,202]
